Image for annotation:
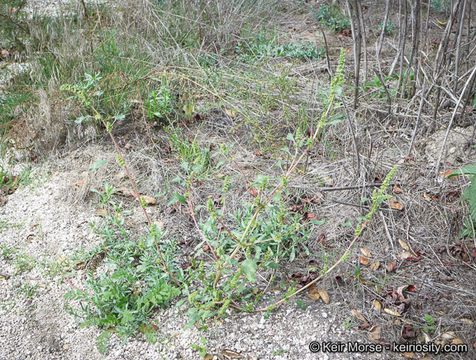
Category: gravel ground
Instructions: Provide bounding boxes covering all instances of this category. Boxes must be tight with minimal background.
[0,145,397,360]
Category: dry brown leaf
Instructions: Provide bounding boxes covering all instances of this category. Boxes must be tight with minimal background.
[370,261,381,271]
[389,198,403,210]
[224,109,237,117]
[388,261,396,272]
[400,251,412,260]
[393,184,402,193]
[71,179,85,187]
[360,256,370,266]
[360,247,371,258]
[153,220,165,231]
[373,300,382,311]
[351,309,366,322]
[221,349,242,358]
[318,289,330,304]
[247,186,258,197]
[384,308,401,317]
[402,352,416,359]
[369,325,381,341]
[203,355,215,360]
[398,239,410,250]
[95,208,108,217]
[443,170,455,178]
[460,318,473,325]
[452,338,464,345]
[308,284,320,301]
[442,332,456,341]
[423,193,432,201]
[141,195,157,206]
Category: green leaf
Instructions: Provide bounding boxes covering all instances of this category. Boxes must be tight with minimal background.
[89,160,107,173]
[295,299,307,310]
[241,258,257,283]
[447,164,476,177]
[96,330,111,355]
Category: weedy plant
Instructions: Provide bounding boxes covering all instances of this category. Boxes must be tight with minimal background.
[235,36,323,63]
[61,48,399,355]
[315,3,350,33]
[65,203,182,354]
[448,164,476,239]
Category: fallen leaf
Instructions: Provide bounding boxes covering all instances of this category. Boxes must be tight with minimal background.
[360,256,370,266]
[359,322,371,330]
[224,109,237,117]
[95,208,108,217]
[398,239,410,251]
[402,323,416,339]
[306,213,318,221]
[369,325,381,341]
[221,349,242,359]
[373,300,382,311]
[384,308,401,317]
[71,179,85,187]
[402,352,415,359]
[452,338,464,345]
[387,261,396,272]
[390,198,403,210]
[400,251,412,260]
[393,184,402,193]
[247,186,258,197]
[370,262,381,271]
[460,318,473,325]
[351,309,366,322]
[141,195,157,206]
[442,332,455,341]
[423,193,432,201]
[318,289,330,304]
[360,247,371,257]
[308,284,320,301]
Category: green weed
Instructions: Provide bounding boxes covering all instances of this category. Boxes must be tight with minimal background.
[430,0,450,13]
[65,202,181,354]
[315,3,350,33]
[448,165,476,239]
[235,36,323,63]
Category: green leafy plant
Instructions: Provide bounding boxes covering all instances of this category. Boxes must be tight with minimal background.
[448,164,476,238]
[363,74,398,98]
[315,3,350,33]
[423,313,437,334]
[145,77,173,121]
[65,200,181,354]
[378,20,394,35]
[235,36,323,63]
[430,0,450,13]
[0,0,29,50]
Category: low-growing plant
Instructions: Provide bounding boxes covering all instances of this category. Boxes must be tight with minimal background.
[235,36,323,63]
[363,74,398,99]
[377,20,394,35]
[430,0,450,13]
[0,0,29,50]
[448,164,476,239]
[165,125,213,179]
[315,3,350,33]
[65,204,182,354]
[145,77,173,121]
